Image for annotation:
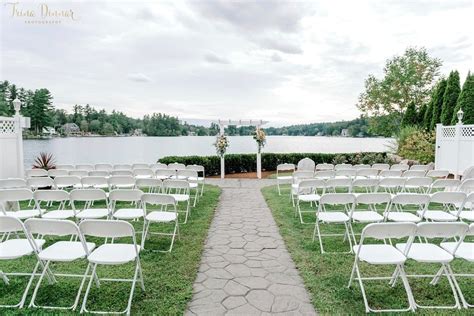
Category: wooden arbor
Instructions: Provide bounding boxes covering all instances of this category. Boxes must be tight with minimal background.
[214,119,268,179]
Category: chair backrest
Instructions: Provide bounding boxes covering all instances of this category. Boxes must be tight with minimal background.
[25,218,81,236]
[135,178,162,189]
[0,188,33,202]
[109,189,143,202]
[465,192,474,207]
[76,164,94,171]
[459,179,474,194]
[132,163,149,169]
[371,163,390,171]
[114,164,132,170]
[54,175,81,187]
[95,163,113,171]
[462,166,474,179]
[33,189,69,203]
[403,170,427,178]
[80,219,136,238]
[352,179,380,192]
[430,179,461,191]
[416,222,468,239]
[429,191,466,205]
[27,177,54,189]
[163,179,189,190]
[133,168,154,177]
[354,164,371,170]
[70,188,108,202]
[0,215,26,234]
[186,164,205,173]
[361,222,417,240]
[335,169,356,177]
[320,193,355,205]
[141,193,176,206]
[469,223,474,236]
[315,163,334,171]
[48,169,69,177]
[150,163,168,170]
[404,177,432,188]
[410,164,430,171]
[111,170,134,176]
[314,170,335,179]
[390,164,409,171]
[108,176,135,187]
[277,163,296,172]
[326,178,352,190]
[379,170,402,178]
[297,158,315,171]
[168,163,186,171]
[88,170,110,177]
[155,169,176,178]
[335,163,353,170]
[426,170,450,178]
[292,171,314,182]
[356,168,379,178]
[56,164,75,170]
[69,170,88,177]
[177,170,198,179]
[378,177,406,188]
[391,193,430,206]
[25,169,48,177]
[298,179,326,193]
[355,192,391,205]
[82,176,109,187]
[0,178,27,189]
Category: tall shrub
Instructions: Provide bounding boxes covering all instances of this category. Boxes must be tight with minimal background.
[396,126,435,164]
[401,101,418,127]
[430,78,447,130]
[440,70,461,125]
[452,72,474,124]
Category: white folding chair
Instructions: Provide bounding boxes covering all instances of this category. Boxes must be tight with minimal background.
[335,163,353,170]
[0,178,27,189]
[167,163,186,171]
[396,222,469,310]
[34,190,76,219]
[403,177,432,193]
[440,223,474,308]
[314,170,335,180]
[79,220,144,315]
[402,170,427,178]
[313,193,355,254]
[54,175,82,190]
[25,169,48,178]
[419,191,466,222]
[109,175,136,189]
[155,169,176,180]
[451,192,474,222]
[141,194,179,252]
[325,178,352,193]
[135,178,162,193]
[371,163,390,172]
[351,178,379,195]
[132,163,149,169]
[315,163,334,171]
[458,179,474,195]
[426,170,450,179]
[27,177,54,191]
[349,193,391,243]
[111,170,134,177]
[276,163,295,195]
[410,164,431,171]
[176,170,200,206]
[354,164,371,170]
[114,164,132,170]
[163,180,191,224]
[355,168,379,179]
[70,189,111,220]
[348,222,417,313]
[290,171,314,206]
[295,179,325,224]
[94,163,113,172]
[390,164,409,171]
[47,169,69,178]
[150,163,167,171]
[76,164,94,172]
[379,170,403,178]
[69,170,88,178]
[187,164,206,196]
[82,176,109,190]
[0,189,41,219]
[429,179,461,193]
[377,177,406,195]
[297,158,315,171]
[0,216,45,308]
[88,170,110,177]
[385,193,429,223]
[133,168,154,179]
[335,169,357,179]
[109,189,145,224]
[56,164,75,171]
[25,218,95,311]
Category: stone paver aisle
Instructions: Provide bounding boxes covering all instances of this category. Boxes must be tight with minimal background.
[186,179,316,315]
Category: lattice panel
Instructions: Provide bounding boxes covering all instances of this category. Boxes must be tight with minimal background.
[0,120,16,135]
[461,126,474,138]
[442,127,456,138]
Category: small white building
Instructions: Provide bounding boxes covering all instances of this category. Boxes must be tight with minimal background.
[42,126,57,136]
[341,129,349,137]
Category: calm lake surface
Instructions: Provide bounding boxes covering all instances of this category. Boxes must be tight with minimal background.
[23,136,393,167]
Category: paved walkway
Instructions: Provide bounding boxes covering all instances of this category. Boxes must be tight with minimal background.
[186,179,316,315]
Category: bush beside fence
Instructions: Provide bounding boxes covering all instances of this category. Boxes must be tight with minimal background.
[159,152,392,176]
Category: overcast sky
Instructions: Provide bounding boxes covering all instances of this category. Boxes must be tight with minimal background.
[1,0,472,126]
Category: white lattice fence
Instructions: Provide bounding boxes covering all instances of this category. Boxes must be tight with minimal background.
[435,124,474,177]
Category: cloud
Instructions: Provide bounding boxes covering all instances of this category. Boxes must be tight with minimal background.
[271,53,283,62]
[204,52,230,64]
[258,37,303,54]
[127,73,152,82]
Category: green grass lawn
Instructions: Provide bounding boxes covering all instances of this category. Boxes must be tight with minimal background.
[262,185,473,315]
[0,185,221,315]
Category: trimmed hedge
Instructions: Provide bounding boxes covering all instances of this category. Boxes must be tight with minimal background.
[159,152,392,176]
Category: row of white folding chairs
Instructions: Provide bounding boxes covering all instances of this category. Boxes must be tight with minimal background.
[349,221,473,312]
[278,161,433,173]
[51,162,204,172]
[0,216,144,314]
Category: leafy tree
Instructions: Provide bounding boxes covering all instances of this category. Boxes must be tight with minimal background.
[430,78,447,129]
[30,89,53,133]
[0,92,9,116]
[89,119,101,133]
[452,72,474,124]
[440,70,461,125]
[102,122,114,135]
[80,120,89,133]
[401,101,418,127]
[357,47,442,119]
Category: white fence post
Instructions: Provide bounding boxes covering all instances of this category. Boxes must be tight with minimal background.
[257,152,262,179]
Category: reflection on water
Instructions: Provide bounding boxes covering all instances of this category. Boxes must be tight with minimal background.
[23,136,392,167]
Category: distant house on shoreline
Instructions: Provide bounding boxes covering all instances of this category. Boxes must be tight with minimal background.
[42,126,57,136]
[60,123,81,136]
[341,129,349,137]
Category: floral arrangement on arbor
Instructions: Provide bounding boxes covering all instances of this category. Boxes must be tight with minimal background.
[214,134,229,157]
[253,128,266,153]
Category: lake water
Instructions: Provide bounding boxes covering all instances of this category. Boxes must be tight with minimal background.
[23,136,393,167]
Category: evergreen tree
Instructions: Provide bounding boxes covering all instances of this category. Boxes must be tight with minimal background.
[423,97,434,129]
[401,101,418,127]
[30,89,53,133]
[417,103,427,126]
[430,78,447,129]
[440,70,461,125]
[452,72,474,124]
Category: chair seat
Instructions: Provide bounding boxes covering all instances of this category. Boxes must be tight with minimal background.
[146,211,177,222]
[156,175,171,180]
[76,208,109,219]
[417,210,457,221]
[440,242,474,262]
[5,209,41,219]
[88,244,140,265]
[0,239,45,259]
[135,175,152,179]
[354,244,406,265]
[277,176,292,181]
[451,211,474,221]
[113,208,144,219]
[39,241,95,262]
[189,183,198,188]
[42,210,75,219]
[396,243,453,263]
[318,212,349,223]
[386,212,421,222]
[114,184,135,188]
[298,194,320,202]
[351,211,384,223]
[170,194,189,202]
